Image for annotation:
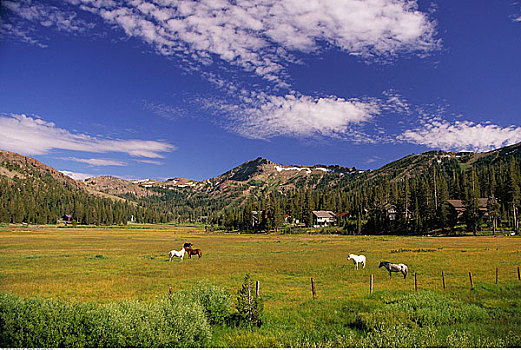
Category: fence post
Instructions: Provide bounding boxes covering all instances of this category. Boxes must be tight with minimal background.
[169,287,172,299]
[469,271,474,290]
[496,267,498,284]
[247,279,253,325]
[442,271,446,290]
[311,277,316,300]
[370,274,373,294]
[414,272,418,292]
[256,280,260,297]
[518,266,520,281]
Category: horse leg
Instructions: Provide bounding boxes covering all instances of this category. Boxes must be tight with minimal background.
[389,271,392,278]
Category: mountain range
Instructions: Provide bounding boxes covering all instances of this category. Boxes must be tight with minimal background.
[1,142,521,220]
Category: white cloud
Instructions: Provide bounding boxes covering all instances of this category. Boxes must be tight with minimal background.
[2,0,94,33]
[0,113,175,158]
[64,157,127,166]
[60,170,94,181]
[39,0,439,85]
[208,93,381,140]
[136,159,163,165]
[399,119,521,152]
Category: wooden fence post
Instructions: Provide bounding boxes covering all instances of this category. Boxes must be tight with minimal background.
[496,267,498,284]
[256,280,260,297]
[311,277,316,300]
[370,274,373,294]
[442,271,446,290]
[469,271,474,290]
[169,287,172,299]
[247,279,252,325]
[518,266,520,281]
[414,272,418,292]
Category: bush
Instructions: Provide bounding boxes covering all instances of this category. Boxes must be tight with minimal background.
[0,293,211,347]
[190,281,231,325]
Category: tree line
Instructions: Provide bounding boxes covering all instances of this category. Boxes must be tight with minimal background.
[212,156,521,235]
[0,162,168,225]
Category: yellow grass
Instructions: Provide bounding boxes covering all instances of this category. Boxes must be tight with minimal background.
[1,225,520,313]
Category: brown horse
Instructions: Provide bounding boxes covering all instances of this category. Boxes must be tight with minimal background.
[186,247,202,259]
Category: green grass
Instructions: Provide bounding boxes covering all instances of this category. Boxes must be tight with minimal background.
[0,226,521,346]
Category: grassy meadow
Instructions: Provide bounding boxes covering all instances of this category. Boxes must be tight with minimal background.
[1,224,521,346]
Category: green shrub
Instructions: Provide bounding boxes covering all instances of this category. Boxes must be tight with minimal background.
[0,293,211,347]
[190,281,231,325]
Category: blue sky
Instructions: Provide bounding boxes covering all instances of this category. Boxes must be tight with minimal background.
[1,0,521,181]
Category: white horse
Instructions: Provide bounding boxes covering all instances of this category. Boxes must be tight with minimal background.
[168,247,185,261]
[379,261,408,278]
[347,254,366,270]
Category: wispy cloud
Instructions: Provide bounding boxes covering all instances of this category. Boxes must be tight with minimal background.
[63,157,128,166]
[0,113,176,158]
[5,0,439,87]
[142,100,184,121]
[136,159,163,165]
[1,0,95,45]
[399,118,521,152]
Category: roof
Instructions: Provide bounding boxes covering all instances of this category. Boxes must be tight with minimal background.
[312,210,336,218]
[447,198,489,211]
[334,212,349,218]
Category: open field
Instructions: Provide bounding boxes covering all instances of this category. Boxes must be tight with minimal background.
[1,224,521,346]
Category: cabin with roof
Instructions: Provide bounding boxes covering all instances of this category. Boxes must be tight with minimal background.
[447,198,489,219]
[312,210,336,227]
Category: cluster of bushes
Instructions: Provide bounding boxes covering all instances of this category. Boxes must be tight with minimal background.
[0,293,211,347]
[0,278,263,347]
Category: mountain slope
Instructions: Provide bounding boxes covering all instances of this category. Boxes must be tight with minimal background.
[0,150,162,224]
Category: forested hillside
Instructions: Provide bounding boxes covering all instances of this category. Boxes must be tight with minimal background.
[1,143,520,233]
[0,151,169,225]
[214,144,521,235]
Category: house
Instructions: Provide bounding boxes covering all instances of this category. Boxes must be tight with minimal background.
[58,214,73,224]
[383,203,397,221]
[312,210,336,227]
[447,199,489,219]
[251,210,269,227]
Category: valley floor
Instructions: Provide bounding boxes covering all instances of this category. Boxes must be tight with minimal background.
[1,224,520,347]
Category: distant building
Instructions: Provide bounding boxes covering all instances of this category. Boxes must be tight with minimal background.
[383,203,397,221]
[312,210,336,227]
[251,210,265,227]
[447,199,489,219]
[58,214,73,224]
